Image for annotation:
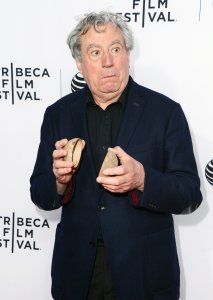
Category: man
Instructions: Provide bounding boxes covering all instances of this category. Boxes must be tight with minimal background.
[30,11,202,300]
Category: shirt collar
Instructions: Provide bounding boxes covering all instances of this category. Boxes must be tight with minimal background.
[86,78,130,107]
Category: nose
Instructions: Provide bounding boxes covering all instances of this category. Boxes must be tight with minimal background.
[102,51,113,68]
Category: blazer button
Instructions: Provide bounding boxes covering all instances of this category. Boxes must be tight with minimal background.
[149,203,157,209]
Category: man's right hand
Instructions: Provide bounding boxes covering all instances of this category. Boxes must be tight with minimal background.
[53,139,74,194]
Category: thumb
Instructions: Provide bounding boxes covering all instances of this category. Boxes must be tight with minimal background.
[109,146,130,164]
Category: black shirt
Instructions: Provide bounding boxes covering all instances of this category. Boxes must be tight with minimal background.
[86,83,129,247]
[86,85,128,175]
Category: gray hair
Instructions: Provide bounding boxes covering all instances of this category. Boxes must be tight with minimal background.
[67,11,134,61]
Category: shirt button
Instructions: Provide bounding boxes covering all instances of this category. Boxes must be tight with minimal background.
[98,205,106,211]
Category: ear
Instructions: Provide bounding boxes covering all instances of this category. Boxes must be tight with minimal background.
[127,50,130,60]
[76,60,82,73]
[127,51,130,68]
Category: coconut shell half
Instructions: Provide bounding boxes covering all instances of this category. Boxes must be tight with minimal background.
[99,149,119,176]
[64,138,85,168]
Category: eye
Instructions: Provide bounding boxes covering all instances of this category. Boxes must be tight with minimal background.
[111,46,121,55]
[90,49,100,58]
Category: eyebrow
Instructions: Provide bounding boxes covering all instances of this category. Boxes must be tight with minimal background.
[87,43,101,51]
[86,40,124,52]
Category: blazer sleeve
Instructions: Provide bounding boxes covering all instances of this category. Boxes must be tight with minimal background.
[131,103,202,214]
[30,107,74,210]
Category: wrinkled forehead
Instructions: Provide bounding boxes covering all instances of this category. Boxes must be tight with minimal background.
[78,23,127,57]
[80,23,124,45]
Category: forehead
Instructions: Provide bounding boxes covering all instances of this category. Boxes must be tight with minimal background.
[80,23,124,47]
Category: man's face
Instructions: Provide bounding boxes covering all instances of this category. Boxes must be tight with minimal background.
[76,23,130,105]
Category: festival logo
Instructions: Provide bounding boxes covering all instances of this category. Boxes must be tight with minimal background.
[0,63,51,105]
[117,0,176,28]
[205,159,213,186]
[0,212,50,253]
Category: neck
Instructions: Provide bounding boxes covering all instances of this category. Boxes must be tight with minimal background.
[93,91,122,109]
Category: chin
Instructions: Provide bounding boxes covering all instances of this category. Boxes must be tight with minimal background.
[102,83,120,92]
[102,88,119,94]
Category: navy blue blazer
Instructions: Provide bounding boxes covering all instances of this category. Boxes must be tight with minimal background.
[30,77,202,300]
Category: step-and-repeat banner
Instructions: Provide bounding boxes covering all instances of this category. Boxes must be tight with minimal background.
[0,1,213,299]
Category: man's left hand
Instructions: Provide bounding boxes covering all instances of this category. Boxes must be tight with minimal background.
[96,146,145,193]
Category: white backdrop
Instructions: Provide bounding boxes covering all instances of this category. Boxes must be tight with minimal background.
[0,0,213,299]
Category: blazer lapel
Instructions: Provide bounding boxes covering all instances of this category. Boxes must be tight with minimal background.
[68,88,88,138]
[116,80,147,150]
[69,88,99,180]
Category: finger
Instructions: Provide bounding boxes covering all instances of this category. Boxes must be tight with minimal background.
[53,159,74,179]
[53,159,73,169]
[54,167,73,177]
[56,174,72,185]
[109,146,130,164]
[101,183,129,193]
[96,174,127,186]
[53,149,67,160]
[53,161,73,178]
[102,165,125,176]
[55,138,68,150]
